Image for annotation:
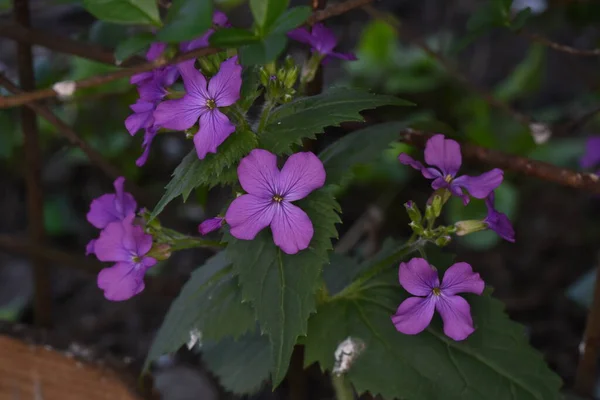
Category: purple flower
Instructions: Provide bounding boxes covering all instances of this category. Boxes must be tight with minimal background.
[153,56,242,159]
[199,216,224,235]
[87,177,137,229]
[125,100,156,136]
[580,136,600,170]
[399,134,503,205]
[135,126,158,167]
[94,215,157,301]
[288,23,357,63]
[391,258,484,341]
[86,239,96,256]
[225,149,326,254]
[131,42,179,88]
[484,193,515,242]
[180,11,230,52]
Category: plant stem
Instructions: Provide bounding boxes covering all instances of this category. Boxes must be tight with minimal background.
[331,374,354,400]
[257,100,275,133]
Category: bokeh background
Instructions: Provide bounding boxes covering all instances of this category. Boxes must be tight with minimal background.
[1,0,600,398]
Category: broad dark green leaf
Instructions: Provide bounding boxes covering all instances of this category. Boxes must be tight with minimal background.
[114,32,155,63]
[144,252,256,371]
[260,87,414,154]
[203,330,272,394]
[150,130,257,220]
[270,6,311,35]
[83,0,160,25]
[238,34,287,66]
[319,121,408,185]
[305,269,562,399]
[226,189,341,386]
[157,0,213,42]
[210,28,259,47]
[250,0,289,33]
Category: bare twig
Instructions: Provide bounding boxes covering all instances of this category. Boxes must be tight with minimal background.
[0,74,150,205]
[14,0,52,328]
[0,0,375,109]
[522,31,600,57]
[575,259,600,396]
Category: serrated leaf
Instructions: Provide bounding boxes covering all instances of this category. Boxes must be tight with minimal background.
[270,6,311,35]
[210,28,259,47]
[203,330,272,394]
[114,33,155,63]
[157,0,213,42]
[150,130,257,220]
[225,189,340,386]
[306,270,561,399]
[319,121,408,185]
[238,34,287,66]
[260,87,414,154]
[144,252,255,371]
[250,0,289,33]
[83,0,160,25]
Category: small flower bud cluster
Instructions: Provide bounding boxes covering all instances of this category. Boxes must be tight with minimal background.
[259,56,299,104]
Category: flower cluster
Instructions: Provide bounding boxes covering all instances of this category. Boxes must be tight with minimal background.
[393,134,516,340]
[86,177,157,301]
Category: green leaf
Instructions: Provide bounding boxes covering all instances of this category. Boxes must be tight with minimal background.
[510,7,532,31]
[494,45,545,102]
[144,252,255,371]
[203,330,272,394]
[270,6,311,35]
[210,28,259,47]
[150,130,257,220]
[250,0,289,33]
[83,0,160,25]
[305,270,562,399]
[319,121,409,185]
[157,0,213,42]
[238,34,287,66]
[260,87,414,154]
[114,32,155,63]
[226,189,341,386]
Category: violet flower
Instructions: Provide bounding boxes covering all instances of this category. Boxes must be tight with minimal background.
[580,136,600,170]
[225,149,326,254]
[130,42,179,88]
[153,56,242,159]
[399,134,503,205]
[86,177,137,229]
[199,216,224,235]
[288,23,357,63]
[94,215,157,301]
[180,11,230,52]
[484,193,515,242]
[392,258,484,341]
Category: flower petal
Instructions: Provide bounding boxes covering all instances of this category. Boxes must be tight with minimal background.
[178,60,210,100]
[391,296,435,335]
[581,136,600,169]
[452,168,503,199]
[329,51,358,61]
[86,179,136,230]
[310,23,337,54]
[287,27,314,45]
[435,295,475,341]
[130,71,154,85]
[193,109,235,159]
[180,31,212,52]
[208,56,242,107]
[93,219,133,262]
[278,152,326,201]
[97,262,145,301]
[237,149,280,197]
[424,134,462,177]
[398,153,440,179]
[226,194,276,240]
[137,79,167,101]
[135,127,158,167]
[146,42,167,61]
[271,201,313,254]
[153,96,202,131]
[441,262,485,296]
[113,177,137,218]
[399,257,439,296]
[86,239,96,256]
[125,110,152,136]
[199,217,224,235]
[484,193,515,242]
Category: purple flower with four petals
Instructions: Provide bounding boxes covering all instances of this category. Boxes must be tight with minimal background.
[288,23,357,63]
[199,216,224,235]
[484,193,515,242]
[86,177,137,230]
[399,134,503,205]
[94,214,157,301]
[392,258,484,341]
[153,56,242,159]
[225,149,326,254]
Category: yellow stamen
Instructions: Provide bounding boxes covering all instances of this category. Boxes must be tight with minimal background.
[432,287,441,296]
[273,194,284,203]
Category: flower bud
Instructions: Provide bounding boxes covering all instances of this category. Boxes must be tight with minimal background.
[454,220,487,236]
[408,221,424,236]
[431,195,443,218]
[435,235,452,247]
[404,200,422,224]
[147,243,172,261]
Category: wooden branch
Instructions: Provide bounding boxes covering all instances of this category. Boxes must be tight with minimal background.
[522,30,600,57]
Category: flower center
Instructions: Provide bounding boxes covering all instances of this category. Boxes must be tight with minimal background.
[432,287,442,296]
[132,255,141,263]
[444,174,453,183]
[206,99,217,110]
[272,194,284,203]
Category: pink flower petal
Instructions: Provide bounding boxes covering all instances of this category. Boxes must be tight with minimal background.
[208,56,242,107]
[435,295,475,341]
[270,201,313,254]
[237,149,280,197]
[278,152,326,201]
[399,258,439,296]
[153,97,203,131]
[97,262,145,301]
[193,109,236,159]
[453,168,503,199]
[424,134,462,177]
[226,194,276,240]
[178,60,210,100]
[391,296,435,335]
[441,262,485,296]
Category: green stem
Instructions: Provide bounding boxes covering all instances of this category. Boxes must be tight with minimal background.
[331,235,423,301]
[257,100,275,133]
[331,374,354,400]
[169,237,225,251]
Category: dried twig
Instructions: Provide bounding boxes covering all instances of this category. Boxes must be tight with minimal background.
[522,30,600,57]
